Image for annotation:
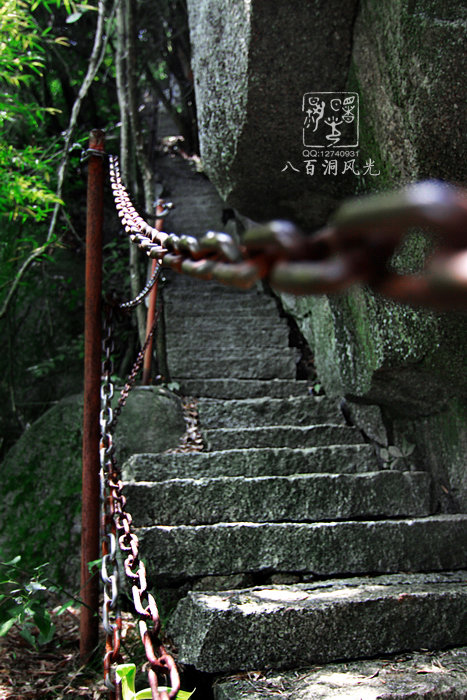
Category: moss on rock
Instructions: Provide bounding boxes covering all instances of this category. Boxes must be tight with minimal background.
[0,388,185,589]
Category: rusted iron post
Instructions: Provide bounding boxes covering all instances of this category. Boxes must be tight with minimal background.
[142,203,164,384]
[80,129,105,660]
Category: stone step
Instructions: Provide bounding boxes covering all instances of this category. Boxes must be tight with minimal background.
[164,302,280,317]
[139,514,467,583]
[164,279,266,296]
[164,285,277,303]
[175,378,308,398]
[122,444,378,482]
[213,646,467,700]
[125,471,431,527]
[203,424,364,450]
[167,572,467,673]
[165,327,289,349]
[167,347,297,363]
[197,396,344,429]
[171,353,297,380]
[165,320,289,338]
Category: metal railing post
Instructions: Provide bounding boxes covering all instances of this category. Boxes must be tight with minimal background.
[142,203,164,384]
[80,129,105,660]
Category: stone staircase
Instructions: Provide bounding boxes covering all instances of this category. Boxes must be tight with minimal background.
[160,273,307,399]
[123,274,467,698]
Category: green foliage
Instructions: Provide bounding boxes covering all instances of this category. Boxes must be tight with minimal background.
[0,145,61,221]
[0,555,73,648]
[26,334,84,378]
[0,0,66,312]
[380,438,415,469]
[116,664,194,700]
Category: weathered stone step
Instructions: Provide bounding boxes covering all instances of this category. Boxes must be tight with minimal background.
[125,471,431,526]
[204,424,364,450]
[176,378,308,398]
[122,444,377,482]
[167,572,467,673]
[164,280,266,297]
[169,347,297,363]
[213,646,467,699]
[164,286,277,303]
[171,352,297,380]
[164,302,280,318]
[198,396,344,429]
[139,514,467,582]
[165,327,288,349]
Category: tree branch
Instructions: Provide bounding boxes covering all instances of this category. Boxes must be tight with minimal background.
[0,0,118,321]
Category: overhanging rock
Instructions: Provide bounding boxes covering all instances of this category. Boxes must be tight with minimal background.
[187,0,359,226]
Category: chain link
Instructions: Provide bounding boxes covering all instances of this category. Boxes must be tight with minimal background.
[100,309,122,697]
[119,263,162,310]
[109,154,467,308]
[101,152,467,696]
[100,302,180,700]
[112,304,161,428]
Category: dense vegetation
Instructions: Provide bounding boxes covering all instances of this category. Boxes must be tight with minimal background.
[0,0,196,453]
[0,2,197,689]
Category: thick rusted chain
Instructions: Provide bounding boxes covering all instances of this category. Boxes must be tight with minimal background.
[109,154,467,308]
[112,305,161,427]
[100,308,122,698]
[100,303,180,700]
[119,262,162,310]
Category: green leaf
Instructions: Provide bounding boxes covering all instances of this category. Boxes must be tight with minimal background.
[116,664,137,700]
[66,11,83,23]
[0,618,16,637]
[135,688,195,700]
[25,581,47,593]
[87,558,102,573]
[19,626,37,648]
[54,599,75,616]
[0,556,21,568]
[388,446,402,458]
[33,608,54,641]
[116,664,195,700]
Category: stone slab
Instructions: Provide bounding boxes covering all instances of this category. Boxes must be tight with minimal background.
[168,572,467,672]
[165,327,288,350]
[122,444,378,482]
[139,514,467,582]
[176,378,308,398]
[197,396,344,428]
[164,277,266,298]
[153,130,226,237]
[171,352,297,380]
[213,647,467,699]
[125,471,431,526]
[164,313,285,330]
[203,425,364,450]
[164,298,280,317]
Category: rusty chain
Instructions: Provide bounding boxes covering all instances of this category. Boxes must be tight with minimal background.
[119,262,161,310]
[101,154,467,696]
[100,290,180,699]
[100,310,122,699]
[109,154,467,309]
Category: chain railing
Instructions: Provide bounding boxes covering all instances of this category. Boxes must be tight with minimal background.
[109,154,467,309]
[100,297,180,700]
[91,146,467,698]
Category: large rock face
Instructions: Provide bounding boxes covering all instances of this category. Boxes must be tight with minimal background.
[186,0,467,510]
[187,0,360,227]
[0,389,184,588]
[352,0,466,187]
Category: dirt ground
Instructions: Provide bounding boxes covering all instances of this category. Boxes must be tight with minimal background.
[0,606,147,699]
